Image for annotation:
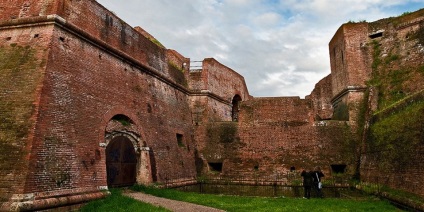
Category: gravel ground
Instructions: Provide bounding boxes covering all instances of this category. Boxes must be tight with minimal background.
[124,191,225,212]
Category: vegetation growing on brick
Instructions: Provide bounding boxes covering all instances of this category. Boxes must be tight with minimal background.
[0,44,42,201]
[368,99,424,171]
[0,45,39,146]
[202,122,243,165]
[206,122,238,144]
[316,122,357,169]
[168,62,187,87]
[332,102,349,121]
[368,34,423,109]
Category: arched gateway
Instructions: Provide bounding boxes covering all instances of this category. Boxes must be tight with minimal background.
[106,135,137,187]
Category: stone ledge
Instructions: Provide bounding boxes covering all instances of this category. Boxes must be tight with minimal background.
[1,188,109,211]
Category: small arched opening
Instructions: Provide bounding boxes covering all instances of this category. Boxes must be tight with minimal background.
[231,95,242,122]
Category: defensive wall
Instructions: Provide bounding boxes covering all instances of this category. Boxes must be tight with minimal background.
[0,0,200,210]
[328,9,424,198]
[0,0,423,210]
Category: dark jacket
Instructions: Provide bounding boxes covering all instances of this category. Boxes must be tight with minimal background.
[301,170,314,187]
[312,171,324,183]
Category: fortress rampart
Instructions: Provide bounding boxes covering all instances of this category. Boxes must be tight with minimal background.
[0,0,423,210]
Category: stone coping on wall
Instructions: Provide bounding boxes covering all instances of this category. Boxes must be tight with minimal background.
[313,120,349,127]
[1,187,109,211]
[330,86,367,105]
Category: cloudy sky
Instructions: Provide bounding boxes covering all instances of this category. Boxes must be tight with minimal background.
[96,0,423,98]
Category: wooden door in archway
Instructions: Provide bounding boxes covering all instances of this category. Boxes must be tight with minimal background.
[106,136,137,187]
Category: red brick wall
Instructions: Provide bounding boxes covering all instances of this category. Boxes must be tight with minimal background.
[306,74,333,120]
[0,0,187,85]
[0,1,198,208]
[0,0,60,20]
[189,58,251,174]
[329,22,370,97]
[1,0,424,208]
[203,58,250,102]
[200,97,354,178]
[359,10,424,198]
[0,23,52,204]
[23,24,197,191]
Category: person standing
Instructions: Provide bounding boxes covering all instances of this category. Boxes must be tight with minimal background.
[313,166,324,198]
[301,169,313,199]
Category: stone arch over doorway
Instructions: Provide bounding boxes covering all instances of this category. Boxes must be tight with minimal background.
[232,94,242,121]
[99,108,157,187]
[104,115,141,187]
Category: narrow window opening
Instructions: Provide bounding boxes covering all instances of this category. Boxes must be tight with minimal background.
[232,95,242,122]
[147,103,152,113]
[109,17,113,26]
[177,133,184,147]
[369,32,383,39]
[290,166,296,172]
[208,162,223,172]
[331,164,347,174]
[6,37,12,41]
[254,165,259,171]
[34,34,39,38]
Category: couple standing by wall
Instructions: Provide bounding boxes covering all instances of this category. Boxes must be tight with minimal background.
[301,167,324,199]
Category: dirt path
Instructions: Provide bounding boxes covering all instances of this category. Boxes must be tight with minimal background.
[124,191,225,212]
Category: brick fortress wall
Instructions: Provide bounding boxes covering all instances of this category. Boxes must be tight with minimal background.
[1,0,423,210]
[0,0,197,210]
[329,9,424,197]
[359,11,424,197]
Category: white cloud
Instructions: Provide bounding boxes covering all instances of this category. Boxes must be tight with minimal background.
[97,0,424,97]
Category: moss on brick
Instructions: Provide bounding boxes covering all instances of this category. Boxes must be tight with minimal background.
[368,100,424,170]
[206,122,238,144]
[202,122,242,164]
[168,62,187,87]
[332,102,349,121]
[0,44,44,200]
[0,45,39,144]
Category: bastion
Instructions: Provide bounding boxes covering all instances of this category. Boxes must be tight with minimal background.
[0,1,423,210]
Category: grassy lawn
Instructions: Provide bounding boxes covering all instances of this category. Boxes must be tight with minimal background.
[80,189,169,212]
[80,186,401,211]
[131,185,400,212]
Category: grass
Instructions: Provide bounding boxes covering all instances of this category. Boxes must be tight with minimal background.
[79,185,407,211]
[80,189,169,212]
[130,185,400,212]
